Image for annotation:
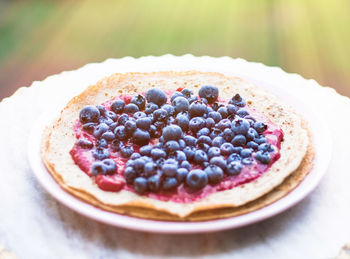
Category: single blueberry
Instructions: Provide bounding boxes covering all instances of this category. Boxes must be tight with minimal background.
[246,127,258,141]
[193,149,208,164]
[175,113,190,131]
[227,104,239,115]
[189,101,207,118]
[212,136,225,147]
[149,125,158,138]
[153,108,168,121]
[209,156,227,171]
[117,114,129,125]
[226,161,243,175]
[162,177,179,191]
[124,103,139,114]
[180,160,191,170]
[162,125,183,142]
[197,135,212,146]
[237,109,249,118]
[96,105,106,116]
[254,121,267,133]
[93,123,109,139]
[77,139,93,149]
[184,135,197,146]
[151,148,167,160]
[242,157,254,165]
[208,111,222,123]
[145,88,167,106]
[140,145,152,156]
[131,94,146,110]
[101,131,115,142]
[79,106,100,124]
[124,166,138,184]
[183,146,196,161]
[222,128,234,142]
[187,96,198,104]
[186,169,208,190]
[227,153,242,163]
[93,147,110,160]
[181,88,193,98]
[231,118,250,134]
[133,177,148,194]
[130,153,141,160]
[176,151,187,163]
[258,143,275,152]
[177,168,189,183]
[124,120,137,134]
[91,162,107,176]
[198,143,210,152]
[162,104,175,116]
[220,143,234,155]
[217,107,228,119]
[198,85,219,104]
[254,135,267,144]
[111,99,125,114]
[178,139,186,149]
[114,125,128,140]
[189,117,206,133]
[133,111,146,120]
[111,139,121,151]
[255,151,271,164]
[162,163,178,177]
[231,134,247,146]
[170,92,184,102]
[120,145,134,158]
[164,140,180,153]
[229,94,246,107]
[82,122,95,133]
[145,102,159,114]
[205,117,215,129]
[133,128,150,146]
[136,117,152,130]
[205,165,224,185]
[217,119,231,131]
[172,96,190,113]
[232,146,243,154]
[240,148,253,158]
[196,128,210,137]
[102,159,117,174]
[208,147,221,158]
[246,141,259,150]
[148,174,161,192]
[144,162,156,177]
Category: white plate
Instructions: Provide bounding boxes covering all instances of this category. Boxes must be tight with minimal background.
[27,60,332,234]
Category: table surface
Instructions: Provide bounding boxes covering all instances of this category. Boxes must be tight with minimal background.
[0,56,349,259]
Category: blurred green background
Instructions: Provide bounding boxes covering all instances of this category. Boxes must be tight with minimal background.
[1,0,349,100]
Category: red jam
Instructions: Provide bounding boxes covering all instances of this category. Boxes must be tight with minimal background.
[70,90,284,203]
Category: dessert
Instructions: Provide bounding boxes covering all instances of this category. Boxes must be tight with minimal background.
[42,71,313,220]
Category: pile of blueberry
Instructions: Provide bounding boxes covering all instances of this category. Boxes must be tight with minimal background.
[77,85,276,194]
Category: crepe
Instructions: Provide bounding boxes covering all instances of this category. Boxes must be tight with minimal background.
[42,71,313,219]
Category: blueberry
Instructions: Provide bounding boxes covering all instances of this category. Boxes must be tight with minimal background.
[124,103,139,114]
[133,111,146,120]
[114,125,128,140]
[124,120,137,134]
[148,175,161,192]
[155,157,165,168]
[172,97,189,113]
[189,117,206,133]
[145,102,159,114]
[175,113,190,131]
[188,96,198,104]
[100,117,114,126]
[162,125,183,141]
[208,147,221,158]
[222,128,234,142]
[229,94,246,107]
[102,159,117,174]
[133,129,150,146]
[140,145,152,156]
[186,169,208,190]
[212,136,225,147]
[189,101,207,118]
[227,104,239,115]
[151,148,166,160]
[198,143,210,152]
[194,149,208,164]
[247,141,259,150]
[111,139,121,151]
[196,128,210,137]
[217,119,231,131]
[180,160,191,170]
[149,125,158,138]
[145,88,167,106]
[183,146,196,161]
[232,146,243,154]
[93,147,110,160]
[178,139,186,149]
[101,131,115,142]
[210,156,227,171]
[96,138,107,148]
[124,166,138,184]
[210,129,222,139]
[205,118,215,129]
[205,165,224,185]
[162,177,179,191]
[153,108,168,121]
[255,150,271,165]
[135,117,151,130]
[164,140,180,153]
[93,123,109,138]
[130,158,146,174]
[197,135,212,146]
[231,134,247,146]
[96,105,106,116]
[226,161,243,175]
[131,94,146,110]
[144,162,156,177]
[240,148,253,158]
[217,107,228,119]
[220,143,234,155]
[111,99,125,114]
[177,168,189,183]
[184,135,197,146]
[198,85,219,104]
[181,88,193,98]
[254,122,267,133]
[170,92,184,102]
[91,162,107,176]
[120,145,134,158]
[162,162,178,177]
[117,114,129,125]
[162,104,175,116]
[254,135,267,144]
[82,122,95,133]
[77,139,93,149]
[246,127,258,140]
[208,111,222,123]
[227,153,241,163]
[134,177,148,194]
[176,150,187,163]
[237,109,249,118]
[242,157,253,165]
[231,118,250,134]
[79,106,100,123]
[130,153,141,160]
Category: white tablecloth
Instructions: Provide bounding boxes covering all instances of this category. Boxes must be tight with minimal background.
[0,56,349,259]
